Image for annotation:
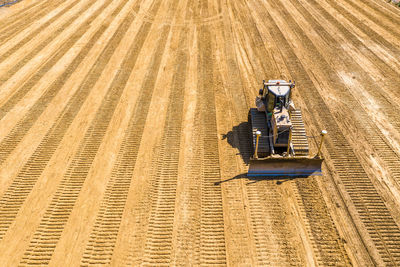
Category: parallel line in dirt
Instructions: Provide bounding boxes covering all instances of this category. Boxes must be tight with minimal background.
[0,0,137,242]
[0,0,51,30]
[214,42,307,263]
[325,0,400,62]
[219,0,259,111]
[0,0,42,26]
[0,0,99,111]
[0,0,66,44]
[228,4,305,262]
[0,0,127,135]
[366,0,400,19]
[0,0,80,68]
[287,0,400,194]
[197,22,226,266]
[164,0,202,264]
[311,0,400,90]
[215,1,272,266]
[229,0,350,264]
[0,0,123,165]
[110,0,191,263]
[228,1,301,264]
[341,0,400,38]
[170,71,202,265]
[292,179,351,266]
[19,8,156,265]
[0,0,97,91]
[298,0,400,100]
[141,26,188,267]
[80,18,172,267]
[171,118,202,264]
[259,1,400,263]
[226,0,270,85]
[245,180,304,266]
[0,0,75,60]
[211,8,257,263]
[227,32,344,267]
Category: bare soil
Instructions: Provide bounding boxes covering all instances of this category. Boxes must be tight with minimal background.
[0,0,400,265]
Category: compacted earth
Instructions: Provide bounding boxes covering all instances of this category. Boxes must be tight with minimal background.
[0,0,400,265]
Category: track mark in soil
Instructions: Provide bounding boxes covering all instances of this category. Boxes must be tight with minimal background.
[0,1,139,243]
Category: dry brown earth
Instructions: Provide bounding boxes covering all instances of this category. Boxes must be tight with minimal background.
[0,0,400,265]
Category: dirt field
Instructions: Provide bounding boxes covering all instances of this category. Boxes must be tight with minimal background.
[0,0,400,265]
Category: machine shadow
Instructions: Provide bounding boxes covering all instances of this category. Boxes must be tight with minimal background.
[221,121,253,165]
[220,120,314,183]
[214,173,309,186]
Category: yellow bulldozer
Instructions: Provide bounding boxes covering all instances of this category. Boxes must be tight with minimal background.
[248,80,326,176]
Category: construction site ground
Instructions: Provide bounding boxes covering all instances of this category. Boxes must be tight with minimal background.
[0,0,400,265]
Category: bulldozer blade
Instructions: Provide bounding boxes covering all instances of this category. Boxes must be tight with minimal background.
[248,157,323,177]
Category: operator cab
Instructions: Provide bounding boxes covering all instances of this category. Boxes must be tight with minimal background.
[259,80,294,113]
[257,80,296,149]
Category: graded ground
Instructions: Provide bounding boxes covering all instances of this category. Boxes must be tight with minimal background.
[0,0,400,265]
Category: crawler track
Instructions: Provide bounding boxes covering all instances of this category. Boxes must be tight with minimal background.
[0,0,400,265]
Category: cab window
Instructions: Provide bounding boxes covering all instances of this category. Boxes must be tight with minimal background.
[276,96,285,109]
[267,93,275,112]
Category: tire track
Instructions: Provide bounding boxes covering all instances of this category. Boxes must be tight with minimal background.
[107,0,189,263]
[158,0,202,264]
[295,0,400,99]
[292,179,351,266]
[224,0,271,84]
[0,2,42,31]
[2,0,399,265]
[219,16,307,263]
[170,86,202,265]
[368,0,400,18]
[0,0,74,56]
[258,1,400,263]
[0,0,80,66]
[324,0,400,62]
[245,181,305,266]
[0,0,97,90]
[211,0,267,261]
[0,1,141,242]
[340,0,400,39]
[141,25,188,267]
[80,19,171,266]
[0,0,124,165]
[0,0,66,44]
[19,7,159,264]
[211,12,257,264]
[169,0,226,264]
[197,17,226,266]
[0,0,100,109]
[308,0,400,92]
[0,0,42,26]
[227,0,351,264]
[274,0,400,191]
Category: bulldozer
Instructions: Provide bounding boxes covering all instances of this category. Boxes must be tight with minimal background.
[248,79,326,176]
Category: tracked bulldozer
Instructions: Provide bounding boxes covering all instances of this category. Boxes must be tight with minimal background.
[248,80,326,177]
